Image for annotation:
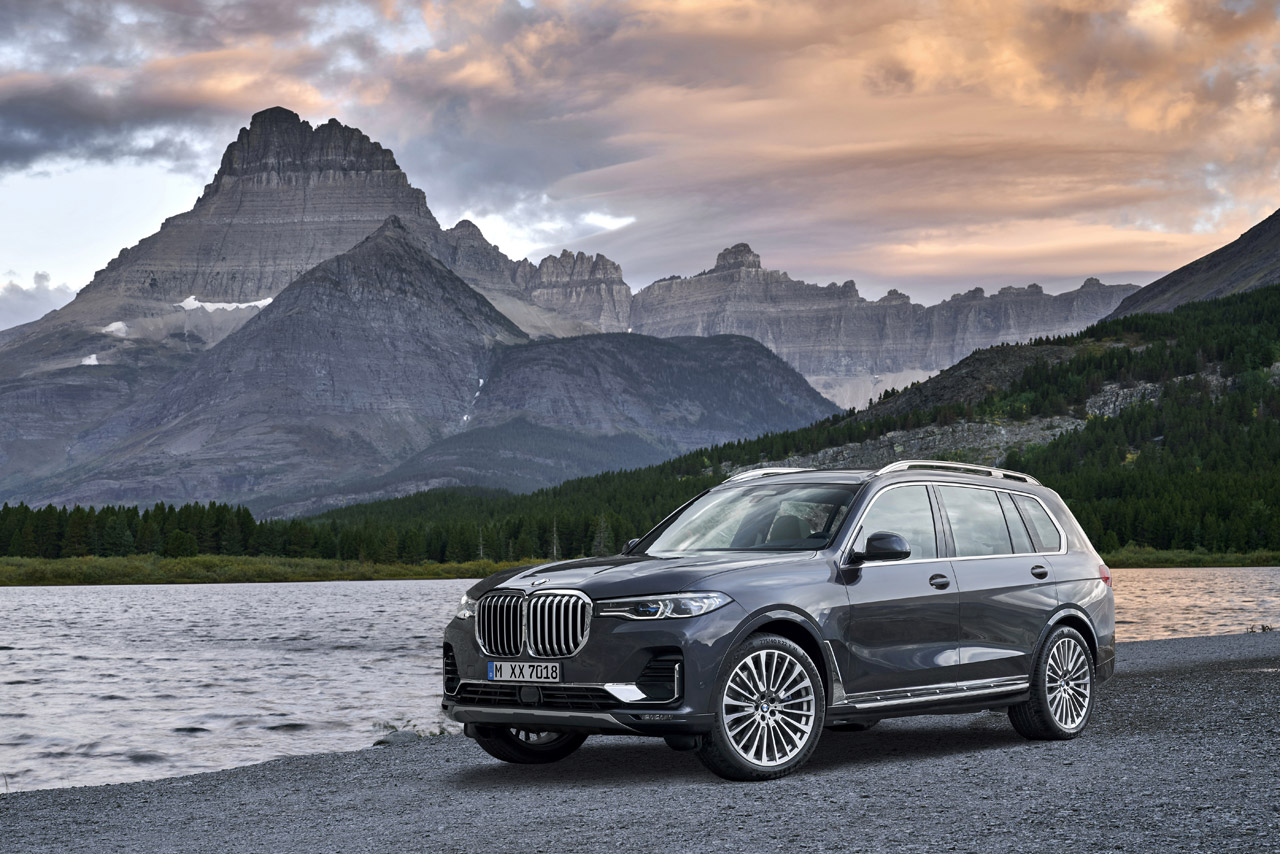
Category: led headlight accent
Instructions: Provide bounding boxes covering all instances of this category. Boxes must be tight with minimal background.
[456,593,477,620]
[596,592,732,620]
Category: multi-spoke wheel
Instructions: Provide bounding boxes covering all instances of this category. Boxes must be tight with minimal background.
[696,633,826,781]
[471,725,587,764]
[1010,625,1096,740]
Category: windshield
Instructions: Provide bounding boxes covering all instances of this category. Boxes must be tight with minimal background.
[637,483,861,555]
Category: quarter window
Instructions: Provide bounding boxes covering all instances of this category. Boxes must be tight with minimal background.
[997,491,1035,554]
[1013,494,1062,552]
[937,486,1013,557]
[852,485,937,560]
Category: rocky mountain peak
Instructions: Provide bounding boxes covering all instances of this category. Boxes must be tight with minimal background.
[1081,277,1105,289]
[198,106,418,207]
[448,219,487,240]
[536,250,625,286]
[877,288,912,305]
[713,243,763,272]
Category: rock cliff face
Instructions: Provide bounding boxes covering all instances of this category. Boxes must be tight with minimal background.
[527,251,633,332]
[630,246,1139,408]
[1108,206,1280,318]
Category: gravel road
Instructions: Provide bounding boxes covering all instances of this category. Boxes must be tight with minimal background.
[3,634,1277,854]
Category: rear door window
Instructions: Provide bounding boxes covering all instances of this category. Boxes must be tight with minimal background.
[851,484,937,560]
[937,486,1013,557]
[1012,494,1062,553]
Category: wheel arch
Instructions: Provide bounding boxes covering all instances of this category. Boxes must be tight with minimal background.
[1042,606,1100,666]
[731,609,831,701]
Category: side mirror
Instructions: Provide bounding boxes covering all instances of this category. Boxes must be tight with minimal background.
[846,531,911,565]
[625,538,640,553]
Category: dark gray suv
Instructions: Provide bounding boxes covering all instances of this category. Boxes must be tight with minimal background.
[441,460,1115,780]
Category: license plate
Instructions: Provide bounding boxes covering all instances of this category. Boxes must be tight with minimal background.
[487,661,561,683]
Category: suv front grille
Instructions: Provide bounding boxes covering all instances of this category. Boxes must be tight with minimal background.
[475,590,591,658]
[454,682,615,711]
[476,591,524,657]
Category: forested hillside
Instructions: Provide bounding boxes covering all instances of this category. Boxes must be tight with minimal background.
[5,284,1278,565]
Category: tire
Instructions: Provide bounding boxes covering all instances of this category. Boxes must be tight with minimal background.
[472,726,587,764]
[1009,625,1095,740]
[696,633,826,781]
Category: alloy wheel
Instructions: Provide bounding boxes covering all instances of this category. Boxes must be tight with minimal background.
[1045,636,1092,731]
[721,648,817,767]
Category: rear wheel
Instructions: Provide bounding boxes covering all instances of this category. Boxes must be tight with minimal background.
[1009,625,1095,740]
[696,633,826,781]
[472,726,587,764]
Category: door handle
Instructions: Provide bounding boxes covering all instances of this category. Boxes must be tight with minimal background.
[928,573,951,590]
[1030,565,1048,579]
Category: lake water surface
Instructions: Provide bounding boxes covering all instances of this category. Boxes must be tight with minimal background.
[2,567,1277,792]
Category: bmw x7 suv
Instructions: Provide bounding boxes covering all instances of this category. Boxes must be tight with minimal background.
[442,460,1115,781]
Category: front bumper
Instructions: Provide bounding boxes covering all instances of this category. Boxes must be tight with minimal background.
[441,603,744,736]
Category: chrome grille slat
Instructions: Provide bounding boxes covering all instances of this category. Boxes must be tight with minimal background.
[476,590,590,658]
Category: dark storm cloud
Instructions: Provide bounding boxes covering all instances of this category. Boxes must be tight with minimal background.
[4,0,1280,295]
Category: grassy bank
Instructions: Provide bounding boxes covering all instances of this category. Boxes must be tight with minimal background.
[1100,546,1280,568]
[2,549,1278,585]
[0,555,531,586]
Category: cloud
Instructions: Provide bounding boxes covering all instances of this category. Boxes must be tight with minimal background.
[5,0,1280,297]
[0,272,76,330]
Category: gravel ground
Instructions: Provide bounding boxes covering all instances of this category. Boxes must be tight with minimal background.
[2,634,1277,854]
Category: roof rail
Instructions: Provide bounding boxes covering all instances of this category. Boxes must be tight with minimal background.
[874,460,1041,485]
[724,467,812,483]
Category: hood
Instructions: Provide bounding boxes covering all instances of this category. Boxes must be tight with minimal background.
[467,551,818,600]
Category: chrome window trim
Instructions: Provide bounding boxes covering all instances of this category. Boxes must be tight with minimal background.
[839,481,1068,563]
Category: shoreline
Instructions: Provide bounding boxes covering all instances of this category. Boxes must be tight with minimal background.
[3,633,1277,853]
[2,551,1279,587]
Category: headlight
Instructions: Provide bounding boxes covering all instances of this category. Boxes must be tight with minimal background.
[456,594,477,620]
[595,592,732,620]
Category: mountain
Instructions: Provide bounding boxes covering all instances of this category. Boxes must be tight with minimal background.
[272,334,837,515]
[25,219,526,508]
[1108,207,1280,318]
[22,225,836,513]
[630,244,1139,407]
[0,106,1142,512]
[0,108,611,489]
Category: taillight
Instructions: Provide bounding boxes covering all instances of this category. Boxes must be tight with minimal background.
[1098,564,1112,588]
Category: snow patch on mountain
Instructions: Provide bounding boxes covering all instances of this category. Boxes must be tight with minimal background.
[175,296,273,312]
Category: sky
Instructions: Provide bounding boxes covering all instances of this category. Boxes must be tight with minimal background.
[4,0,1280,329]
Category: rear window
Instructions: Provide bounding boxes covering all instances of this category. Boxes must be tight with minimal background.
[1012,494,1062,552]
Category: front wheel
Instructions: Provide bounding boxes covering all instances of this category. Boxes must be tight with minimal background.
[1009,625,1095,740]
[696,633,826,781]
[472,726,587,764]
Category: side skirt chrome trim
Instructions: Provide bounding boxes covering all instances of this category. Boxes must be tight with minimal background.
[833,676,1030,711]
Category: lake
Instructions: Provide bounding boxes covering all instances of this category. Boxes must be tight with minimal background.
[2,567,1277,792]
